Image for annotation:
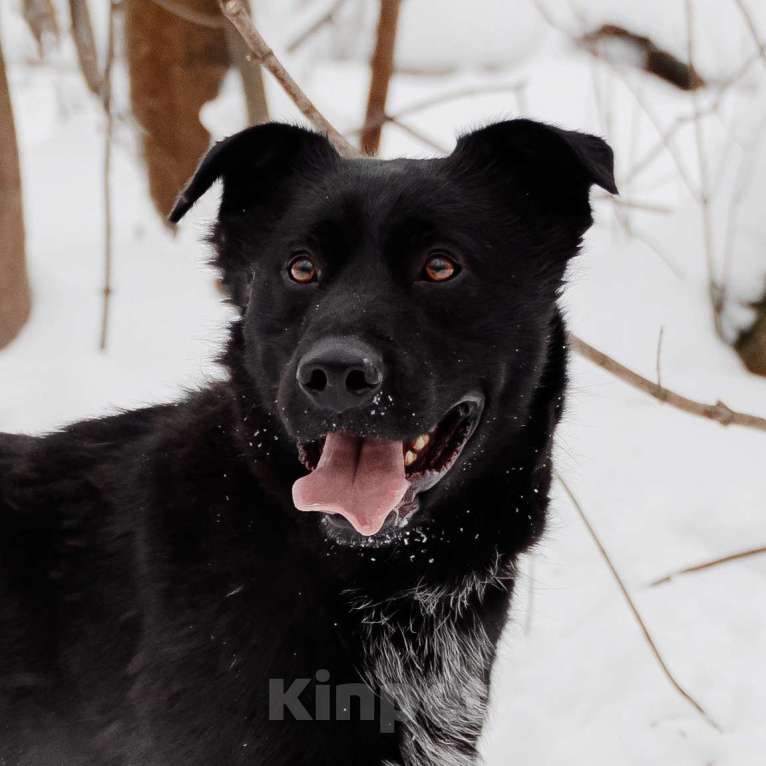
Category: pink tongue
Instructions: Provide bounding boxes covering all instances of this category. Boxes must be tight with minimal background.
[292,432,409,536]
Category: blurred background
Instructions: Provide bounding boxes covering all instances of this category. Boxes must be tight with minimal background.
[1,1,765,763]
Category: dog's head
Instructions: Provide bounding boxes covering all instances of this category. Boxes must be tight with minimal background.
[171,120,615,543]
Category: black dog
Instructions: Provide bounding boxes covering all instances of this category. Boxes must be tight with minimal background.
[0,119,615,765]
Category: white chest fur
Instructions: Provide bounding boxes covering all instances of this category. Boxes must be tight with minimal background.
[347,565,506,766]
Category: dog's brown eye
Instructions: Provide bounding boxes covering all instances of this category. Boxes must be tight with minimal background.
[288,255,317,284]
[423,254,458,283]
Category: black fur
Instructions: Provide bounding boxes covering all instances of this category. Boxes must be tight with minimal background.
[1,120,615,765]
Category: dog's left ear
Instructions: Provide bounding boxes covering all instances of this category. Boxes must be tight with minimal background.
[168,123,337,308]
[168,122,337,223]
[451,119,617,215]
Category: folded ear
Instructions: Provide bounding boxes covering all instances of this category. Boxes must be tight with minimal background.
[168,122,337,223]
[169,123,337,309]
[451,118,617,217]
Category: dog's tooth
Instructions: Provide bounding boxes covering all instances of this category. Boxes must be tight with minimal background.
[413,434,429,451]
[404,450,417,466]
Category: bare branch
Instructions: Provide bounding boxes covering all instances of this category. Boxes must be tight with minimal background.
[581,24,705,90]
[624,101,717,187]
[734,0,766,71]
[386,116,447,153]
[628,227,683,280]
[650,546,766,586]
[624,48,760,188]
[349,82,525,137]
[287,0,347,54]
[597,194,673,215]
[568,333,766,432]
[69,0,101,96]
[223,0,268,125]
[149,0,224,28]
[99,0,117,351]
[218,0,360,158]
[686,0,724,339]
[361,0,401,155]
[603,59,700,198]
[556,474,720,731]
[530,0,564,31]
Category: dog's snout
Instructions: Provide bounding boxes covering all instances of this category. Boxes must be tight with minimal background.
[297,338,384,413]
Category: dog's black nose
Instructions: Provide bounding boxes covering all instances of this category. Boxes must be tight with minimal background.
[297,337,384,413]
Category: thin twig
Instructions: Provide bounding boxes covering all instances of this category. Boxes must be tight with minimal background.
[656,326,665,391]
[98,0,116,352]
[149,0,224,28]
[218,0,359,158]
[530,0,564,31]
[624,101,718,188]
[650,546,766,586]
[608,201,683,279]
[604,59,700,198]
[686,0,724,339]
[625,48,762,189]
[597,194,673,215]
[286,0,347,54]
[629,227,683,280]
[348,82,525,137]
[386,116,448,153]
[568,333,766,432]
[734,0,766,71]
[556,474,720,731]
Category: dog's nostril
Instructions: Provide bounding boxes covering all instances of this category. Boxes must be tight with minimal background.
[345,369,371,394]
[306,368,328,392]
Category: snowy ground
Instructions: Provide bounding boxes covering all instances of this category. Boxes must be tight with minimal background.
[2,1,766,763]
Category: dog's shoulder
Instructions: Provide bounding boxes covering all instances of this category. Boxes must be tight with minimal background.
[0,404,166,516]
[0,384,236,510]
[0,386,239,733]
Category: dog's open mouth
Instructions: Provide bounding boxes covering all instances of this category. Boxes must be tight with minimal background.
[292,395,483,537]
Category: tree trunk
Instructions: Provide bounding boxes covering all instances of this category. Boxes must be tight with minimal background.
[361,0,401,156]
[69,0,101,96]
[0,34,31,349]
[224,0,268,125]
[736,296,766,377]
[22,0,59,59]
[124,0,229,220]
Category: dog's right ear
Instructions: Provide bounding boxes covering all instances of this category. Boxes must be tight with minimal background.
[168,122,337,224]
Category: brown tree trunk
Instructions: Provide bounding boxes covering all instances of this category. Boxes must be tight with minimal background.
[223,0,268,125]
[224,16,268,125]
[361,0,401,156]
[22,0,59,59]
[69,0,101,96]
[0,34,31,349]
[124,0,229,220]
[736,297,766,377]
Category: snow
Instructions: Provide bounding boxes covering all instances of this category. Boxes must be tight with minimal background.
[2,1,766,763]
